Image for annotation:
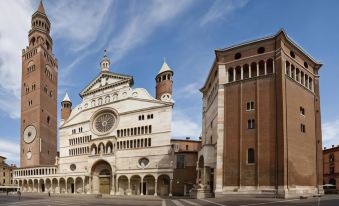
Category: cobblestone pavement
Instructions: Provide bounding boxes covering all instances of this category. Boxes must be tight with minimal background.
[0,193,339,206]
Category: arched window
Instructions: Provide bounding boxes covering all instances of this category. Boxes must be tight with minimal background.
[250,62,257,77]
[258,60,265,75]
[243,64,249,79]
[235,66,241,81]
[248,148,255,164]
[290,51,296,58]
[228,68,234,82]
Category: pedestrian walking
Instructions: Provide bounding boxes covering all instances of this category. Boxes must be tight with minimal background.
[48,191,51,197]
[17,190,21,200]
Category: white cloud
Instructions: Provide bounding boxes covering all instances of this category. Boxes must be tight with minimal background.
[0,138,20,166]
[0,0,33,119]
[108,0,193,63]
[49,0,113,52]
[323,119,339,148]
[176,82,202,99]
[172,109,201,139]
[200,0,249,26]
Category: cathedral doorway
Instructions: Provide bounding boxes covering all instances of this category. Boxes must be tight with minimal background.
[91,160,112,194]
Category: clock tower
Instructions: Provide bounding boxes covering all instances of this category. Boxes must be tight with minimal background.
[20,0,57,167]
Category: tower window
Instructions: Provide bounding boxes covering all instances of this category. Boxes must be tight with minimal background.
[300,107,305,116]
[304,62,308,68]
[247,148,255,164]
[247,119,255,129]
[246,101,255,111]
[301,124,306,133]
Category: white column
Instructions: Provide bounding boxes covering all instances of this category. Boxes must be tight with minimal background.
[226,68,229,83]
[233,68,236,81]
[169,179,173,197]
[154,180,158,196]
[140,178,144,196]
[249,64,252,78]
[256,62,259,76]
[289,65,292,77]
[273,60,275,73]
[127,177,131,195]
[82,178,85,194]
[264,61,267,75]
[241,66,244,80]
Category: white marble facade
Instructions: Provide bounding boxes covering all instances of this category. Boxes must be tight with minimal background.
[14,54,175,196]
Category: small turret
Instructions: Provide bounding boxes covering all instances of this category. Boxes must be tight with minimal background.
[61,92,72,122]
[100,50,110,72]
[155,60,173,101]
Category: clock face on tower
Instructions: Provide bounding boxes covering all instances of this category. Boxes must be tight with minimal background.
[23,125,37,144]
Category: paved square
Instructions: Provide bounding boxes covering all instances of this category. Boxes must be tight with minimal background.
[1,193,339,206]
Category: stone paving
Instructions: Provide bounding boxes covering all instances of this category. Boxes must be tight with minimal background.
[0,193,339,206]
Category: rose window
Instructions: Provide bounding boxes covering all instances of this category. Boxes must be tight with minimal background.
[95,113,115,133]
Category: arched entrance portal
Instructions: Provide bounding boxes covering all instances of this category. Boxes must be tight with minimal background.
[91,160,112,194]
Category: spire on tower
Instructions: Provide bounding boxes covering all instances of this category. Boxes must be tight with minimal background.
[62,92,71,103]
[158,59,173,75]
[100,50,110,72]
[37,0,46,14]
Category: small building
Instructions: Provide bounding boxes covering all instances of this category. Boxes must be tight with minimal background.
[0,156,16,186]
[171,138,201,196]
[323,145,339,190]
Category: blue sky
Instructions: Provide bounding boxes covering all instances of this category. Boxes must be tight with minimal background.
[0,0,339,165]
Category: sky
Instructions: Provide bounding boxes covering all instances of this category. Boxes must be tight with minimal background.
[0,0,339,166]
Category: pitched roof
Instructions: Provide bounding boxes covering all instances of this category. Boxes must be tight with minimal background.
[37,0,46,14]
[62,92,71,102]
[158,61,173,75]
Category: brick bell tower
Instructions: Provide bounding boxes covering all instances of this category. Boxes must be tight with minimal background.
[20,0,58,167]
[155,60,173,101]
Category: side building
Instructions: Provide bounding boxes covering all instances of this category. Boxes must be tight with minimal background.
[323,145,339,191]
[171,138,201,196]
[196,29,323,198]
[0,156,16,186]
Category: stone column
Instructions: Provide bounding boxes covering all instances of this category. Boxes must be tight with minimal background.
[169,179,173,197]
[154,180,158,196]
[140,177,144,196]
[82,178,85,194]
[58,179,60,193]
[249,64,252,78]
[127,177,131,195]
[273,60,275,73]
[89,176,92,194]
[115,176,119,195]
[256,62,259,76]
[225,67,229,83]
[111,176,115,195]
[65,178,68,194]
[233,68,236,81]
[264,61,267,75]
[241,66,243,80]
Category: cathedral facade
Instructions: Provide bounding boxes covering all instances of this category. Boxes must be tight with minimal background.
[13,1,177,196]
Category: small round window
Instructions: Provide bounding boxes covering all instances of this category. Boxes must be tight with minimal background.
[138,158,150,168]
[257,47,265,54]
[70,164,76,171]
[234,52,242,60]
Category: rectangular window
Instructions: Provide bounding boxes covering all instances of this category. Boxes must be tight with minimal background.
[176,155,185,169]
[300,107,305,116]
[301,124,306,133]
[246,101,255,111]
[247,119,255,129]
